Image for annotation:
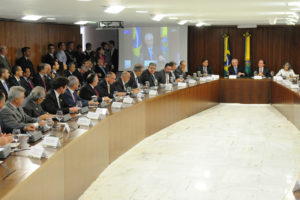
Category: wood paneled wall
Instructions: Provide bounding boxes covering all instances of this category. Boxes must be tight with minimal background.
[0,21,81,72]
[188,25,300,76]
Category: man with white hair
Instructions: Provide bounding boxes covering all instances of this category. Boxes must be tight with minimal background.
[0,45,11,72]
[0,86,47,132]
[112,71,131,93]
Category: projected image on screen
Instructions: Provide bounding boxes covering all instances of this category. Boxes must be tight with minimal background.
[119,26,187,71]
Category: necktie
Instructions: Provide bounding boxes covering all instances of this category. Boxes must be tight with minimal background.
[73,92,76,102]
[234,67,237,74]
[107,84,110,94]
[3,81,9,94]
[166,74,169,84]
[136,77,139,86]
[57,96,61,109]
[149,48,153,60]
[42,76,47,91]
[27,79,34,89]
[259,68,262,73]
[94,88,100,97]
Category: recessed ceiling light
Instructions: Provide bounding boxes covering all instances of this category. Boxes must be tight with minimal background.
[136,10,148,14]
[178,20,189,25]
[196,22,205,27]
[152,14,165,21]
[46,18,56,20]
[105,5,125,14]
[288,2,300,7]
[22,15,42,21]
[169,17,178,20]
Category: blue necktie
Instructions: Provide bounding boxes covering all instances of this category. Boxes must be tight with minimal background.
[3,81,9,94]
[234,67,237,74]
[148,48,153,60]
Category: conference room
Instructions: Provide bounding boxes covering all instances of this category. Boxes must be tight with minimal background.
[1,0,300,199]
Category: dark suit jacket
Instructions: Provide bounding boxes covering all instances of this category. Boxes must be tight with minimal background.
[43,53,56,67]
[20,77,34,97]
[140,69,157,87]
[73,69,85,84]
[96,80,114,99]
[22,98,46,118]
[253,67,271,77]
[63,88,89,107]
[64,70,74,77]
[228,66,245,76]
[127,71,140,89]
[74,51,85,67]
[156,69,171,84]
[65,50,76,65]
[16,56,35,75]
[197,66,214,74]
[174,67,186,79]
[0,80,9,100]
[79,84,102,103]
[112,78,127,92]
[94,65,107,79]
[7,76,21,88]
[41,90,70,114]
[0,113,12,133]
[33,74,47,91]
[0,55,11,72]
[110,48,118,73]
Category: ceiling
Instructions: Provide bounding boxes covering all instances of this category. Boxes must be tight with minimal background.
[0,0,299,27]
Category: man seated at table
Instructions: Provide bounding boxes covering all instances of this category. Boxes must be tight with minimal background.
[97,72,125,98]
[128,64,143,89]
[140,62,158,87]
[7,65,23,88]
[253,59,270,77]
[174,60,187,81]
[197,59,214,75]
[20,66,35,97]
[22,86,53,118]
[112,71,131,93]
[42,77,78,114]
[0,90,13,134]
[0,86,45,132]
[156,63,172,84]
[63,76,99,107]
[228,58,245,77]
[79,73,110,103]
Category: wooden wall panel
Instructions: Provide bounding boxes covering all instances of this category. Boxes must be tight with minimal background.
[188,25,299,76]
[0,21,81,72]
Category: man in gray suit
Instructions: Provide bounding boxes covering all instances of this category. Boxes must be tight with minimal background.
[0,86,47,132]
[0,45,11,73]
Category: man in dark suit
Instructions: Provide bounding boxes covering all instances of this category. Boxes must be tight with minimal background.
[74,44,85,68]
[156,63,172,84]
[253,59,271,77]
[228,58,245,77]
[0,68,10,100]
[22,86,51,118]
[0,90,13,133]
[197,59,214,75]
[63,76,98,107]
[7,65,23,88]
[128,64,143,89]
[140,33,165,64]
[112,71,131,93]
[140,62,158,87]
[108,40,119,73]
[33,63,48,92]
[16,47,35,75]
[79,73,110,103]
[84,43,95,61]
[174,60,187,80]
[97,72,116,99]
[65,41,76,65]
[42,77,78,114]
[43,44,57,67]
[94,58,107,79]
[73,65,87,85]
[0,45,11,73]
[64,62,76,77]
[21,66,35,97]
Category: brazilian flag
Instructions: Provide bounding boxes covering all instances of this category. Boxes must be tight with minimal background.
[223,34,231,76]
[132,27,142,58]
[243,32,251,76]
[160,27,168,59]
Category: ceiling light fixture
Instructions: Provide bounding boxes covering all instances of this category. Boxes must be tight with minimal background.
[288,2,300,7]
[105,5,125,14]
[77,0,92,1]
[46,18,56,20]
[178,20,189,25]
[136,10,148,14]
[22,15,42,21]
[169,17,178,20]
[196,22,206,27]
[74,21,96,25]
[152,14,165,21]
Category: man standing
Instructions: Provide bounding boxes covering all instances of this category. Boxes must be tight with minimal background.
[0,45,11,73]
[16,47,34,75]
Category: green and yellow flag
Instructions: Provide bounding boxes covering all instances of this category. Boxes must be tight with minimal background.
[243,32,251,76]
[223,34,231,76]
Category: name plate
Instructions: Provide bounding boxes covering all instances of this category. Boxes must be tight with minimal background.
[254,76,262,79]
[188,80,197,85]
[199,77,207,82]
[165,84,173,91]
[96,108,109,115]
[123,97,134,104]
[149,90,158,96]
[177,82,187,88]
[229,75,237,79]
[212,75,220,80]
[283,80,291,86]
[87,111,101,120]
[137,92,144,98]
[111,102,123,108]
[29,146,48,159]
[42,136,61,148]
[77,117,91,127]
[206,76,213,81]
[290,84,299,89]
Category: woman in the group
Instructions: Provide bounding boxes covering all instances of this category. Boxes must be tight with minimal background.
[276,62,296,78]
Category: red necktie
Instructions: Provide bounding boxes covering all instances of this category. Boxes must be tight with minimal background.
[73,92,76,102]
[28,80,34,89]
[94,88,100,97]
